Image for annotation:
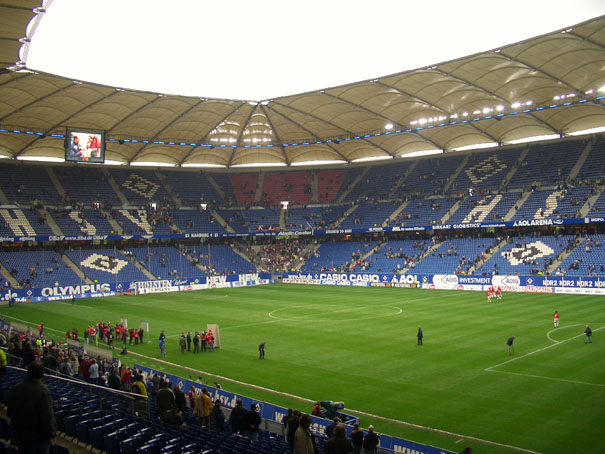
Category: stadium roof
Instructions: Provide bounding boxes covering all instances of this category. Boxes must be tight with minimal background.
[1,3,605,168]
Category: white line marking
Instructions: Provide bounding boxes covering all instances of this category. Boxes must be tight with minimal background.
[455,439,464,444]
[486,327,604,372]
[0,314,65,334]
[546,324,583,343]
[486,369,605,387]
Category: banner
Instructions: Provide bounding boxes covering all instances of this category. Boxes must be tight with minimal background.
[1,216,603,244]
[282,272,605,295]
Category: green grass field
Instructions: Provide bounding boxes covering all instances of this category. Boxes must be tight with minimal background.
[1,284,604,454]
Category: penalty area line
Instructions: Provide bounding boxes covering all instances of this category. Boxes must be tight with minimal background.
[486,369,605,388]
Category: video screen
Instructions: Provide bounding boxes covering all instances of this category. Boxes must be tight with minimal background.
[65,129,105,163]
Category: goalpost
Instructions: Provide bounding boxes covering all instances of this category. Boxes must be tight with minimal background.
[207,323,221,349]
[141,321,150,344]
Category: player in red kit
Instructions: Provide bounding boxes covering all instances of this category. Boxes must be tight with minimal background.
[553,311,559,328]
[496,286,502,300]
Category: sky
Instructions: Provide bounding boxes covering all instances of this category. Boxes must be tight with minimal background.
[24,0,605,101]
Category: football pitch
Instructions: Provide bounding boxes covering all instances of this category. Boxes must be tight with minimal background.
[1,284,604,454]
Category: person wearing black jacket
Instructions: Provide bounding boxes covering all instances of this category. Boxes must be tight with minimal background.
[229,398,248,435]
[244,403,262,441]
[7,360,56,453]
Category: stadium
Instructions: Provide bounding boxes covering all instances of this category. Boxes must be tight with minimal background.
[0,2,604,454]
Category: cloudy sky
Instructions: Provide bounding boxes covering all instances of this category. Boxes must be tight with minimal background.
[25,0,605,100]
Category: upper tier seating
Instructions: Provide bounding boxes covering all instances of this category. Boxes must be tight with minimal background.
[576,141,605,183]
[109,169,172,205]
[160,170,225,207]
[0,208,54,236]
[260,171,313,206]
[344,160,413,202]
[170,209,227,235]
[402,155,464,196]
[316,170,347,203]
[447,192,517,224]
[225,173,259,206]
[55,166,120,205]
[218,208,281,233]
[449,148,522,192]
[339,201,400,229]
[286,205,348,231]
[389,197,457,227]
[52,209,115,236]
[0,163,62,205]
[512,187,592,221]
[333,167,365,201]
[507,141,584,189]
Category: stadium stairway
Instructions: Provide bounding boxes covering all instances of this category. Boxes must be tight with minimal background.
[382,199,410,227]
[546,235,585,275]
[401,240,442,274]
[205,173,228,202]
[107,173,130,206]
[39,208,64,236]
[468,237,509,275]
[255,172,265,203]
[568,141,592,181]
[0,186,9,205]
[0,262,18,288]
[335,167,369,204]
[102,209,124,235]
[61,253,95,284]
[439,199,462,224]
[579,185,604,217]
[503,190,530,221]
[209,209,234,233]
[442,154,470,193]
[155,169,181,207]
[45,166,67,201]
[333,204,359,228]
[118,250,157,281]
[499,147,529,191]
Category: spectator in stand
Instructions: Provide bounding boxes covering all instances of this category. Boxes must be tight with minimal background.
[363,425,380,454]
[194,387,213,429]
[350,423,364,454]
[7,361,56,454]
[88,358,99,385]
[156,380,177,421]
[287,409,301,449]
[212,399,225,431]
[294,413,316,454]
[173,384,187,415]
[229,398,248,435]
[107,368,121,390]
[326,417,338,438]
[323,423,354,454]
[244,403,262,441]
